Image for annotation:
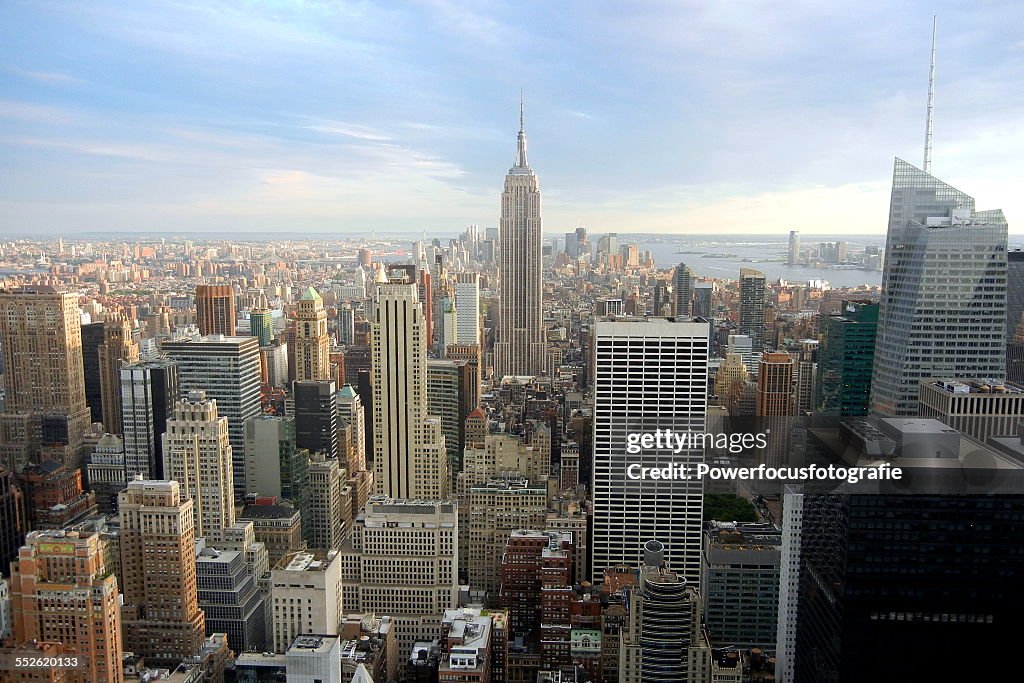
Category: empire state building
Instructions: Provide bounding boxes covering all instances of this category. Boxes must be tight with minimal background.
[495,100,546,379]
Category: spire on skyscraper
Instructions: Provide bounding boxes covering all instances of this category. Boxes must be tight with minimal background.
[515,91,529,169]
[924,15,937,174]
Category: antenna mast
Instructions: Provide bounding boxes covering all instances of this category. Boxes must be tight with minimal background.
[924,15,937,174]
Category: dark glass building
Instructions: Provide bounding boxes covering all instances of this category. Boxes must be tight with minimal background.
[81,321,106,424]
[814,300,878,417]
[794,423,1024,681]
[292,380,339,460]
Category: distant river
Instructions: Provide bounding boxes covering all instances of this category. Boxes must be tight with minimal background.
[636,235,886,289]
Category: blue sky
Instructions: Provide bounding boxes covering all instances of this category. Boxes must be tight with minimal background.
[1,0,1022,236]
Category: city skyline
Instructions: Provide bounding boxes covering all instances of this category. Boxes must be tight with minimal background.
[2,2,1023,236]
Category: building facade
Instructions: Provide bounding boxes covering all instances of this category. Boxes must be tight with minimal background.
[371,278,449,500]
[591,320,709,583]
[494,103,546,379]
[871,158,1008,416]
[163,334,261,498]
[118,479,206,667]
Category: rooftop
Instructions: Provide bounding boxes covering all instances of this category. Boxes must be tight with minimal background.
[288,634,338,654]
[239,504,300,521]
[923,378,1024,395]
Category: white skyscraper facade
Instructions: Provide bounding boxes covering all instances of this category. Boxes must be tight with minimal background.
[372,277,449,500]
[870,158,1008,416]
[590,319,710,584]
[494,102,546,379]
[454,272,480,346]
[775,485,804,683]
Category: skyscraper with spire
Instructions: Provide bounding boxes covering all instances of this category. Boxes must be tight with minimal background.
[494,97,546,379]
[870,20,1008,416]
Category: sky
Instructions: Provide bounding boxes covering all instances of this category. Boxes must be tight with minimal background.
[1,1,1022,237]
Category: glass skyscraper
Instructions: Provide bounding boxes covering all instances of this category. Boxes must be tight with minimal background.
[815,300,878,417]
[870,158,1007,417]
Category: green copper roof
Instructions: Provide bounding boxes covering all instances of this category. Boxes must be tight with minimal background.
[339,384,357,399]
[300,286,321,301]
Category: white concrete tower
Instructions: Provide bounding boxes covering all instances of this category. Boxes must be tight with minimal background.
[590,319,710,584]
[372,273,449,500]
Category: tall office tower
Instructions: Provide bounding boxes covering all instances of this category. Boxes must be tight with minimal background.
[692,284,713,318]
[0,287,91,469]
[619,541,710,683]
[427,359,475,473]
[421,269,436,345]
[118,479,206,667]
[445,343,482,408]
[738,268,767,354]
[120,359,179,480]
[454,272,481,345]
[564,231,579,259]
[196,544,267,653]
[787,230,800,267]
[87,434,126,513]
[814,301,878,417]
[438,298,457,355]
[756,353,794,416]
[338,302,356,346]
[306,452,351,552]
[249,292,273,347]
[293,380,340,460]
[263,339,289,388]
[195,283,236,337]
[790,340,818,415]
[294,287,332,382]
[244,415,308,504]
[338,385,372,518]
[871,159,1008,417]
[494,101,546,379]
[97,312,139,435]
[163,335,261,498]
[652,282,667,317]
[337,384,367,472]
[81,322,106,424]
[673,263,693,317]
[270,550,344,653]
[794,492,1024,682]
[774,486,803,683]
[0,469,25,569]
[1008,249,1024,341]
[9,530,123,683]
[340,497,459,673]
[591,320,709,583]
[700,522,781,647]
[371,278,449,500]
[162,391,235,540]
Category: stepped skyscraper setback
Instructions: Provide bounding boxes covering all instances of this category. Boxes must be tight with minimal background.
[494,98,546,379]
[871,159,1007,416]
